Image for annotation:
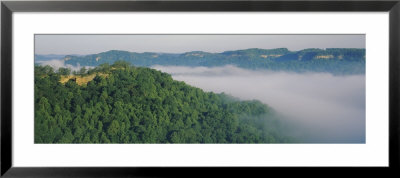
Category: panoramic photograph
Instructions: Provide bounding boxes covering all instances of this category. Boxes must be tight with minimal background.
[34,34,365,144]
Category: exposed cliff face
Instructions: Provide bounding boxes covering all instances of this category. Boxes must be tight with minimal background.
[260,54,282,59]
[314,55,335,59]
[64,56,71,61]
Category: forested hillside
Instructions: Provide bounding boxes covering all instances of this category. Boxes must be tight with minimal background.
[58,48,365,74]
[35,61,293,143]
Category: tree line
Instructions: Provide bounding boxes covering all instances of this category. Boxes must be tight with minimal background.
[62,48,365,75]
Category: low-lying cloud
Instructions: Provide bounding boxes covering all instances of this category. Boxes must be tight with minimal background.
[36,59,89,72]
[153,65,365,143]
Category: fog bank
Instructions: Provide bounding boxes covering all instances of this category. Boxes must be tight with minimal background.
[153,65,365,143]
[36,59,89,72]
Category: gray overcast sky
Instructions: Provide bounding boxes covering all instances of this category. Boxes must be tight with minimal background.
[35,34,365,55]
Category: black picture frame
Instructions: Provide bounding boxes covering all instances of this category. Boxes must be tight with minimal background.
[1,0,399,177]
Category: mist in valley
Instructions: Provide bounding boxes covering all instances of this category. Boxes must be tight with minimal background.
[152,65,366,143]
[36,59,90,72]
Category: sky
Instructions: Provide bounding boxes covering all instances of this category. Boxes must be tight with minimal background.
[35,34,365,55]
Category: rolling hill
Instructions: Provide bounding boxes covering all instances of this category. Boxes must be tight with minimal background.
[57,48,365,74]
[35,61,294,143]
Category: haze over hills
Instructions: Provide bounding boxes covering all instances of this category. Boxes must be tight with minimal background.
[35,54,84,61]
[35,48,366,75]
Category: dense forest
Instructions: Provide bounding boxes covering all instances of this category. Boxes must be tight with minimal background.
[35,61,293,143]
[52,48,365,75]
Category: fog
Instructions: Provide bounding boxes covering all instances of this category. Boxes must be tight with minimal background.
[152,65,365,143]
[36,59,88,72]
